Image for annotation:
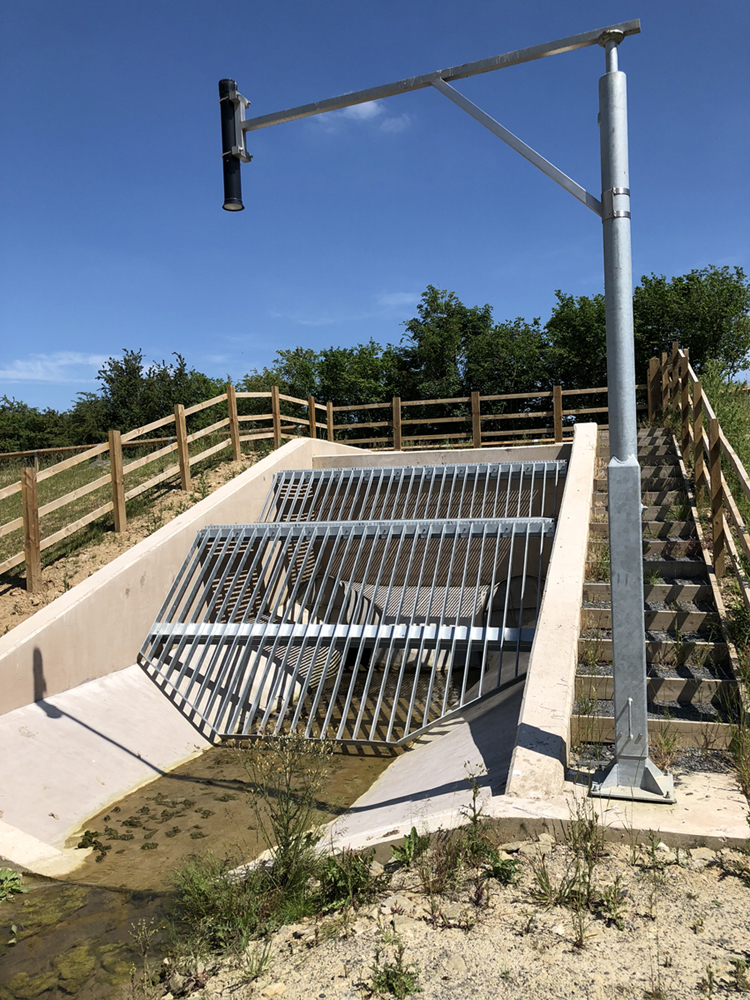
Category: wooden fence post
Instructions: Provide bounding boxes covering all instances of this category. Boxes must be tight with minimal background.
[553,385,563,443]
[471,391,482,448]
[392,397,402,451]
[227,384,241,461]
[271,386,282,449]
[326,401,334,442]
[661,351,669,414]
[681,349,691,467]
[693,380,706,500]
[708,416,725,578]
[108,429,127,532]
[21,466,42,593]
[308,396,317,439]
[647,357,659,421]
[174,403,192,492]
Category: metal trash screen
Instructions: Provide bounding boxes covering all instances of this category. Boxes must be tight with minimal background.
[139,517,554,745]
[260,462,566,524]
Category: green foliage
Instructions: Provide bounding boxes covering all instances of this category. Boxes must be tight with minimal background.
[0,868,28,903]
[546,290,608,389]
[635,266,750,377]
[390,827,430,869]
[0,396,76,452]
[369,937,422,998]
[171,852,268,952]
[4,265,747,454]
[319,848,385,912]
[239,735,333,891]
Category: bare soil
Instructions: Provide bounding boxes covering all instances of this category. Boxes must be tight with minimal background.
[181,835,750,1000]
[0,454,260,638]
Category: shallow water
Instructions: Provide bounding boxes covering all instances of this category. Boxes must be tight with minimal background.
[0,743,393,1000]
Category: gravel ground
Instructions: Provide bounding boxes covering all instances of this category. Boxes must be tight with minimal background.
[166,835,750,1000]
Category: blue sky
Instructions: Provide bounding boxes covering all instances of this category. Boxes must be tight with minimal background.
[1,0,748,411]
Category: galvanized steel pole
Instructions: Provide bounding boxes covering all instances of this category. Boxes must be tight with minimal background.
[591,32,673,802]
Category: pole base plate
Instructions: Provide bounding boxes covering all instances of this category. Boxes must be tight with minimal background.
[589,757,675,804]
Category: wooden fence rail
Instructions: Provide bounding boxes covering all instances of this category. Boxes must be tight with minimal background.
[1,377,646,592]
[655,345,750,596]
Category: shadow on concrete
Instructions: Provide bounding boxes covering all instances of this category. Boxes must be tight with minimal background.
[31,646,166,775]
[345,686,523,816]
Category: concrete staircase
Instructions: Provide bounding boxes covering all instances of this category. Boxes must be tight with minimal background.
[572,425,738,752]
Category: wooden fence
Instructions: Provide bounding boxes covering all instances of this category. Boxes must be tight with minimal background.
[0,379,645,592]
[653,343,750,599]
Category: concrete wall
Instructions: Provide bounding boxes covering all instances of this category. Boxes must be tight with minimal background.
[0,438,360,715]
[314,442,570,469]
[0,435,580,717]
[505,422,598,799]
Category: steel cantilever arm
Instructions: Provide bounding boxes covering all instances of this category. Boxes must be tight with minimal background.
[430,77,602,216]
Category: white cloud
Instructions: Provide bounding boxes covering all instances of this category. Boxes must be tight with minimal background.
[0,351,108,384]
[316,100,393,133]
[380,113,411,134]
[376,292,420,308]
[339,101,383,121]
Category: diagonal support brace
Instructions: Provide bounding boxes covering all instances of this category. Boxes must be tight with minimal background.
[430,77,602,216]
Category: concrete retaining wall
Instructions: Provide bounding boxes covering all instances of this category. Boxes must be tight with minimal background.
[505,422,598,799]
[0,439,359,715]
[0,436,574,717]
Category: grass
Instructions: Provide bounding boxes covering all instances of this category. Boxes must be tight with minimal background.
[586,542,610,582]
[0,433,260,582]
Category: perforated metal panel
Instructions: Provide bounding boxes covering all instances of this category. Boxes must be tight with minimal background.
[138,516,555,745]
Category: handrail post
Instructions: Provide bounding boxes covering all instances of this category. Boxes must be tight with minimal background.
[681,349,691,468]
[174,403,192,492]
[471,390,482,447]
[227,383,242,461]
[271,385,282,449]
[693,380,706,501]
[553,385,563,442]
[660,351,669,414]
[21,466,42,593]
[647,357,659,421]
[709,416,725,577]
[108,429,127,532]
[326,401,334,442]
[392,396,402,451]
[308,395,317,439]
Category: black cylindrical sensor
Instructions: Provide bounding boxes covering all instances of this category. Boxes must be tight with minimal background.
[219,79,244,211]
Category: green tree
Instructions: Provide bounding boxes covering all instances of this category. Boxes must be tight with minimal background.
[545,291,608,389]
[394,285,494,400]
[463,316,548,397]
[0,397,73,452]
[633,265,750,376]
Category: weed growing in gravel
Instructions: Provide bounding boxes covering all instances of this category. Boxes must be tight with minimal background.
[729,956,750,992]
[390,827,429,869]
[369,933,422,999]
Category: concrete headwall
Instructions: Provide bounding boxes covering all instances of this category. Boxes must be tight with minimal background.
[505,422,598,799]
[0,438,360,715]
[0,436,576,717]
[314,442,571,469]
